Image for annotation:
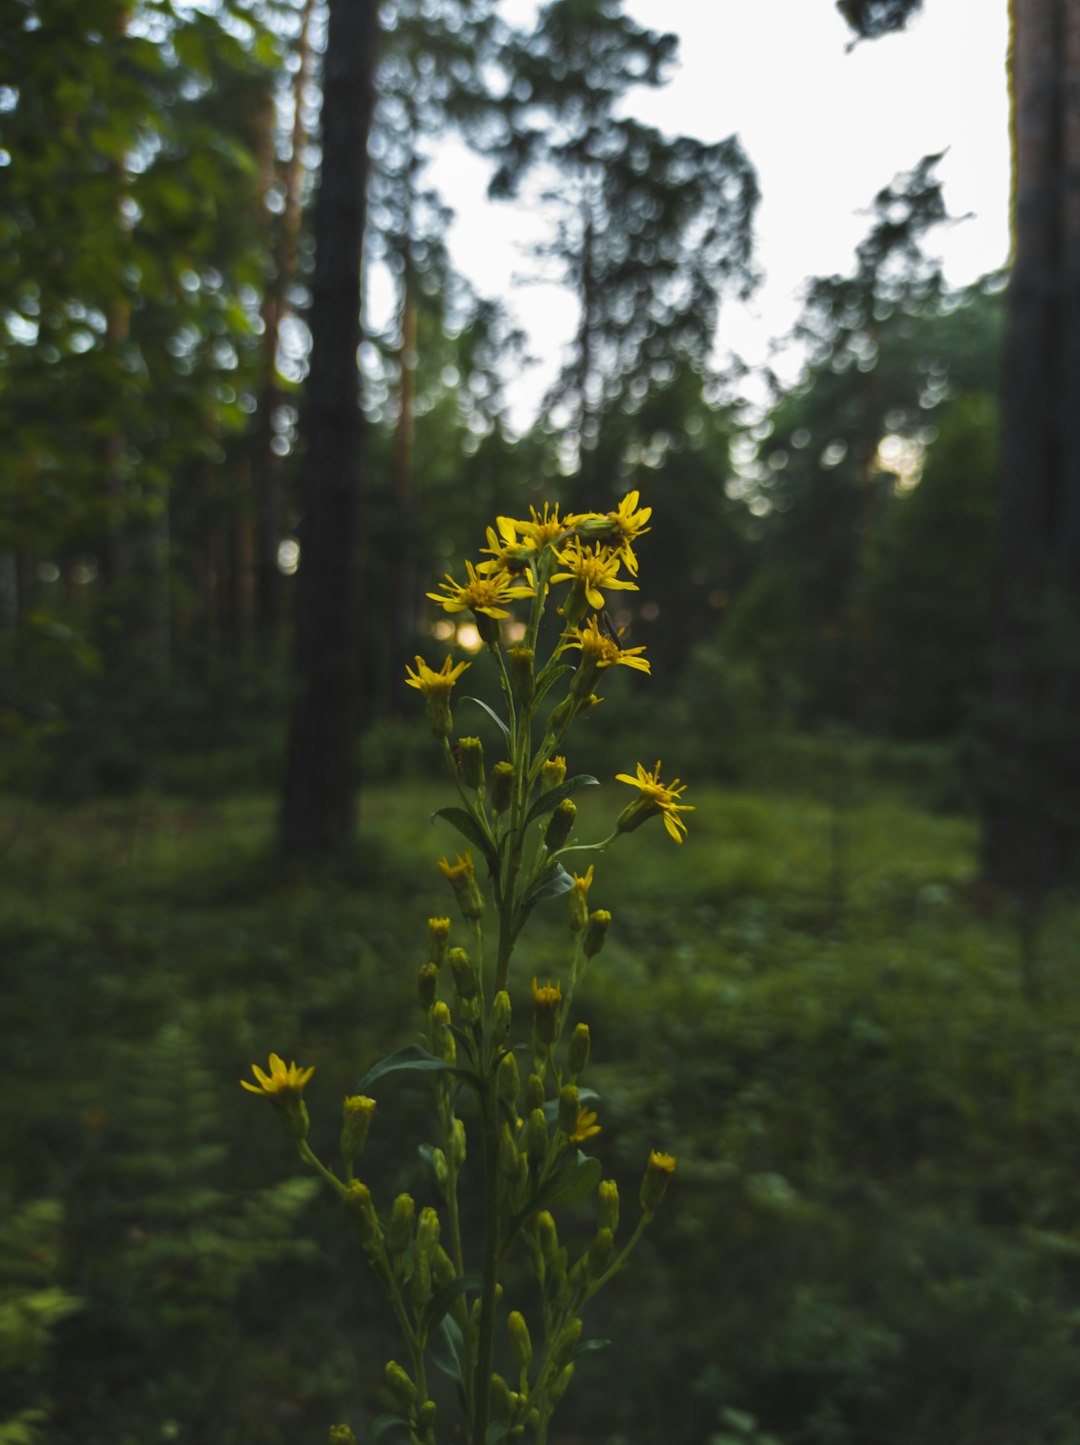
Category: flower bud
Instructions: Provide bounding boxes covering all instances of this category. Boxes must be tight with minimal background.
[540,755,567,790]
[491,990,512,1048]
[551,1363,574,1404]
[490,1373,513,1423]
[438,853,485,922]
[537,1211,559,1263]
[587,1226,614,1279]
[449,1117,467,1171]
[384,1360,416,1409]
[497,1049,520,1106]
[583,908,611,958]
[433,1243,456,1288]
[524,1073,545,1114]
[499,1122,520,1183]
[508,645,535,706]
[343,1180,380,1247]
[428,917,451,968]
[411,1248,432,1313]
[569,1023,590,1077]
[508,1310,532,1371]
[531,978,562,1047]
[329,1427,357,1445]
[415,1402,437,1438]
[340,1094,376,1166]
[417,962,439,1010]
[430,1146,450,1194]
[448,946,479,1002]
[417,1205,440,1256]
[491,761,515,814]
[597,1178,619,1234]
[640,1150,676,1217]
[431,1002,456,1064]
[551,1317,582,1370]
[546,694,575,738]
[568,867,592,932]
[525,1108,548,1171]
[558,1084,579,1137]
[457,736,485,791]
[544,799,576,851]
[387,1192,416,1255]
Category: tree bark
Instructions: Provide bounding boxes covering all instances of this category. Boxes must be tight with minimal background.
[281,0,379,854]
[982,0,1080,888]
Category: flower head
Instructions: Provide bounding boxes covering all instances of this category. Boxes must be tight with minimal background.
[531,977,563,1045]
[404,654,471,695]
[575,490,652,574]
[427,559,534,620]
[477,517,537,577]
[614,760,694,843]
[569,1106,601,1143]
[568,865,594,932]
[242,1052,315,1100]
[516,502,577,550]
[560,616,650,674]
[641,1149,676,1214]
[438,852,484,921]
[550,540,637,612]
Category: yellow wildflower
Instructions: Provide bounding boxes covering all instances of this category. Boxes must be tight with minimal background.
[575,490,652,574]
[559,616,650,674]
[640,1150,676,1214]
[531,977,563,1044]
[477,517,537,576]
[438,852,484,921]
[614,760,694,843]
[550,539,637,611]
[404,654,471,695]
[241,1052,315,1100]
[515,502,577,550]
[569,1106,601,1143]
[427,559,534,619]
[568,865,593,932]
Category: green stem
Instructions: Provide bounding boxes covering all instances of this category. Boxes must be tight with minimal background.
[471,1078,501,1445]
[297,1139,346,1197]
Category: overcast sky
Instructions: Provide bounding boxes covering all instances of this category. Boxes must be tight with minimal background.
[422,0,1012,429]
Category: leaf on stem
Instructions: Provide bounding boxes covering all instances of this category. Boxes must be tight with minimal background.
[462,695,511,744]
[427,1312,467,1386]
[356,1045,482,1094]
[523,774,600,829]
[430,806,500,875]
[369,1414,411,1442]
[508,1149,603,1234]
[422,1272,482,1336]
[533,663,572,705]
[516,862,575,924]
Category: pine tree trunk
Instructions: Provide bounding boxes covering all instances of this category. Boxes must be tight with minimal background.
[982,0,1080,888]
[280,0,379,854]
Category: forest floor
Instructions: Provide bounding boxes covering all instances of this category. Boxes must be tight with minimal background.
[5,781,1080,1445]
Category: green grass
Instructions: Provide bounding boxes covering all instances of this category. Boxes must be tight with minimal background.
[4,780,1080,1445]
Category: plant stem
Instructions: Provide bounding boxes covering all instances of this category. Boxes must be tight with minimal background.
[471,1077,501,1445]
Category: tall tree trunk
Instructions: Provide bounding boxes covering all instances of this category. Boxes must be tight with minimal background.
[389,289,417,713]
[281,0,379,854]
[982,0,1080,888]
[254,0,317,651]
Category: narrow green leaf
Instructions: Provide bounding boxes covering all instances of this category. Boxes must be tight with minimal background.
[463,695,510,744]
[427,1313,466,1385]
[574,1337,612,1358]
[534,663,573,705]
[517,863,575,924]
[369,1414,411,1442]
[523,774,600,829]
[423,1273,482,1334]
[509,1150,602,1233]
[430,806,499,874]
[485,1424,512,1445]
[356,1045,457,1093]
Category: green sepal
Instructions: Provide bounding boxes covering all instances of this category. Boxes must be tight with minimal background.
[430,806,499,875]
[463,696,511,744]
[524,775,600,829]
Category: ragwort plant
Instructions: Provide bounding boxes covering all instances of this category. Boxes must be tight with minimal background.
[245,494,689,1445]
